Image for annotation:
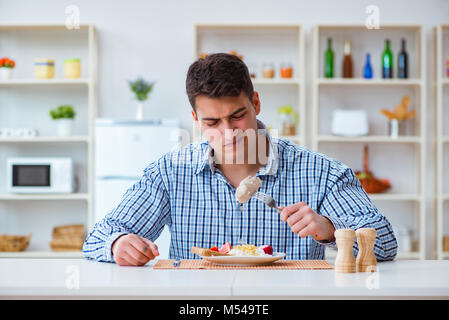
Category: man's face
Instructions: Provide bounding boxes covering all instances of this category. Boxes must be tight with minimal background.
[192,91,261,163]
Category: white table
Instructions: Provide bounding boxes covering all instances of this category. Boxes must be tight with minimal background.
[0,258,448,299]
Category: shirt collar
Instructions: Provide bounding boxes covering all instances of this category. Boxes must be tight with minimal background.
[194,119,278,176]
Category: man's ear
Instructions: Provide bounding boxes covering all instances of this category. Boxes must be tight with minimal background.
[191,109,200,130]
[253,91,261,115]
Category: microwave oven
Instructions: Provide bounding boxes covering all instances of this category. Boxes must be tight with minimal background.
[7,157,73,193]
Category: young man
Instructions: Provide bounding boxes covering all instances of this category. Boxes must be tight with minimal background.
[83,53,397,266]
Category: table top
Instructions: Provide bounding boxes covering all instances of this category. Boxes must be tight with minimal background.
[0,258,448,299]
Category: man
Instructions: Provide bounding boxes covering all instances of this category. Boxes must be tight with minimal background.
[83,53,397,266]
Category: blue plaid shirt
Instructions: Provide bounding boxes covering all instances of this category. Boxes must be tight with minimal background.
[83,122,397,262]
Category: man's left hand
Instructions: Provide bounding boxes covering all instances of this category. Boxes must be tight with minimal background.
[279,202,336,242]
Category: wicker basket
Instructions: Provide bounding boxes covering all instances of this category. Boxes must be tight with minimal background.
[50,224,84,252]
[52,224,84,237]
[0,233,31,252]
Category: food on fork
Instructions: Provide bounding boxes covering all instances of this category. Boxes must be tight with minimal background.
[235,176,262,203]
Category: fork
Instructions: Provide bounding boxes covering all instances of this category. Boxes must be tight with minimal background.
[253,192,282,213]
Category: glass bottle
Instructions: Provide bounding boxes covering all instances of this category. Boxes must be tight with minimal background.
[397,38,408,79]
[363,53,373,79]
[324,38,334,78]
[342,40,353,78]
[382,39,393,78]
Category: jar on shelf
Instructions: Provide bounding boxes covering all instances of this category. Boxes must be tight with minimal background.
[280,62,293,78]
[247,63,257,79]
[278,105,298,136]
[262,63,275,79]
[64,58,81,79]
[34,58,55,79]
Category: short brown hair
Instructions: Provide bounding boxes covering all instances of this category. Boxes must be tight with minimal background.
[186,53,254,112]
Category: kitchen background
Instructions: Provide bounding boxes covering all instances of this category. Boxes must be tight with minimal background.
[0,0,448,260]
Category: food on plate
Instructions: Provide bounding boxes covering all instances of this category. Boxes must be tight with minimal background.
[228,244,274,257]
[192,242,275,257]
[210,242,273,256]
[191,246,229,256]
[235,176,262,203]
[219,241,232,253]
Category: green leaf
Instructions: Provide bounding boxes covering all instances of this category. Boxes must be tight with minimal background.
[129,78,155,101]
[49,105,76,119]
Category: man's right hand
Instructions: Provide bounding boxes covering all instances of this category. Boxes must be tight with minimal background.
[111,234,159,266]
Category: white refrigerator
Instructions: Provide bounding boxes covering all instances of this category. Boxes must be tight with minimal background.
[95,119,180,259]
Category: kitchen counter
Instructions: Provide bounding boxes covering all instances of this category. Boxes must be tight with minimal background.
[0,258,448,299]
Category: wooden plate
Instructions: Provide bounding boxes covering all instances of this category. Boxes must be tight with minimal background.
[201,252,286,266]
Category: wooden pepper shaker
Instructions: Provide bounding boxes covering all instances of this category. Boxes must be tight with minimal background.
[355,228,377,272]
[334,228,356,273]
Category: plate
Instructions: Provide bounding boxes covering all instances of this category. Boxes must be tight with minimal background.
[201,252,286,266]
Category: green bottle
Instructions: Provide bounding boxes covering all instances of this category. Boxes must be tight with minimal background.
[324,38,334,78]
[382,39,393,78]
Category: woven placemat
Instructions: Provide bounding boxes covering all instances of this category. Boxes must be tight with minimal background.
[153,259,333,270]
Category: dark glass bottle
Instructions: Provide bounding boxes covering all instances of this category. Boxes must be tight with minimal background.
[382,39,393,78]
[324,38,334,78]
[398,38,408,79]
[342,40,353,78]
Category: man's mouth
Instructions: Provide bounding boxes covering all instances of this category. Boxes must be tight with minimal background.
[224,136,244,148]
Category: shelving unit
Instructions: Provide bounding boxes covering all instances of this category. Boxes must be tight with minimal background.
[192,24,305,146]
[435,24,449,260]
[312,24,426,260]
[0,23,97,258]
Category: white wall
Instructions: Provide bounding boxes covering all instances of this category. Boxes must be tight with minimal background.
[1,0,448,258]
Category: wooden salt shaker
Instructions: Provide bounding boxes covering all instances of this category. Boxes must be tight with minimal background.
[355,228,377,272]
[334,228,356,273]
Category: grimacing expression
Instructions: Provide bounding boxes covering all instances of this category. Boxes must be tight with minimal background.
[192,91,261,159]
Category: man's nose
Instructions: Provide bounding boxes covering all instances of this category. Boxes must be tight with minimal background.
[220,120,237,137]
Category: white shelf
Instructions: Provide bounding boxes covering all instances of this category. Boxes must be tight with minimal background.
[0,78,90,86]
[0,23,93,30]
[252,78,301,85]
[313,24,426,260]
[0,136,89,143]
[0,251,83,258]
[316,23,423,30]
[317,135,422,144]
[0,193,90,201]
[317,78,422,86]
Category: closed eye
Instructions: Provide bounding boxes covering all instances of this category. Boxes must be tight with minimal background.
[232,112,246,120]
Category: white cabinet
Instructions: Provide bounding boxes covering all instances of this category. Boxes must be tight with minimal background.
[0,23,97,258]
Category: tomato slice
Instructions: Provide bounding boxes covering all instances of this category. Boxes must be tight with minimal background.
[209,246,219,252]
[219,241,232,254]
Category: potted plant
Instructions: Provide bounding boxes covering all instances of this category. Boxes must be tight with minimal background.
[0,57,15,80]
[49,105,76,136]
[129,78,155,120]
